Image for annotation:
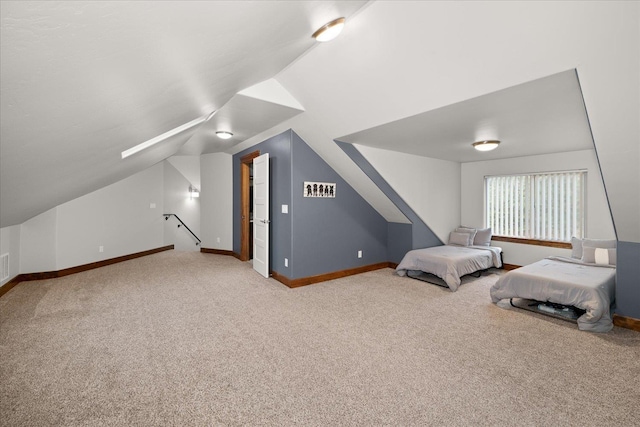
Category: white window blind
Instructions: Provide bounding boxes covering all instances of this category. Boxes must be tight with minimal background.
[485,171,586,242]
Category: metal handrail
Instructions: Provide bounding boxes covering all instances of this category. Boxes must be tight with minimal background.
[163,214,201,246]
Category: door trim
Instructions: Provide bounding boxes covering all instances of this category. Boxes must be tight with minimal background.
[240,150,260,261]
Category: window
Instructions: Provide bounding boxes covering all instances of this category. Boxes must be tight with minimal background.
[485,171,586,243]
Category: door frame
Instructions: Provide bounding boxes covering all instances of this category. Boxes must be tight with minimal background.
[240,150,260,261]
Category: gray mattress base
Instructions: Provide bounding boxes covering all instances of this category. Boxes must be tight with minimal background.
[406,269,486,289]
[406,270,449,288]
[509,298,586,323]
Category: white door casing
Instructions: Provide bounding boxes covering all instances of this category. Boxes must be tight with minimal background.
[253,153,269,278]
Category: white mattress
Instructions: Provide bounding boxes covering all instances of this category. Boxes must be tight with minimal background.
[396,245,502,291]
[490,256,616,332]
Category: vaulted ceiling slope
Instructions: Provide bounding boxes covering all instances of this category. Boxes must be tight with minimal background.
[233,1,640,243]
[2,2,638,244]
[0,1,367,228]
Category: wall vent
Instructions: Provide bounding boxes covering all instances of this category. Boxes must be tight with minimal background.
[1,253,8,282]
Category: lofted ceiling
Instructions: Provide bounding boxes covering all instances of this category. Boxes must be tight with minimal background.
[0,0,368,227]
[175,80,305,156]
[338,70,594,163]
[1,1,638,243]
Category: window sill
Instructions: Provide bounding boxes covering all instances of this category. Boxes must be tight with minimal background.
[491,236,571,249]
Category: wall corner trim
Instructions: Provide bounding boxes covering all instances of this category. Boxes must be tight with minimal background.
[0,245,174,299]
[200,247,237,258]
[201,247,243,261]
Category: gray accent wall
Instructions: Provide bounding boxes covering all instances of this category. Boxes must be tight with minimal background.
[387,222,412,264]
[290,131,388,279]
[233,130,292,277]
[336,140,443,259]
[615,241,640,319]
[233,130,388,280]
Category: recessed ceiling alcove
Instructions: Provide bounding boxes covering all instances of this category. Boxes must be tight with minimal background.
[338,70,593,163]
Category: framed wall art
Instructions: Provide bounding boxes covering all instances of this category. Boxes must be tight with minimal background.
[303,181,336,198]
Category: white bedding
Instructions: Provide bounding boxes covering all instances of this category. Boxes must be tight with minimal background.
[396,245,503,291]
[490,256,616,332]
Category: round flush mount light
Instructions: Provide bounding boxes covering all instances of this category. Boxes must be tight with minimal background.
[472,140,500,152]
[216,131,233,140]
[312,17,346,42]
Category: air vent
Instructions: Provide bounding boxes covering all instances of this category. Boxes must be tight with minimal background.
[0,253,8,282]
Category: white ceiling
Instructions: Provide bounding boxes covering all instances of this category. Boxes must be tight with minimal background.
[338,70,593,162]
[175,90,305,156]
[1,1,638,242]
[0,0,367,227]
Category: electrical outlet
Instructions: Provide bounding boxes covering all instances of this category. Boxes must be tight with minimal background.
[284,258,288,267]
[150,203,156,209]
[216,237,221,243]
[99,246,104,253]
[358,250,362,258]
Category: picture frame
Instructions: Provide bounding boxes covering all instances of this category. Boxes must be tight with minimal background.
[303,181,336,198]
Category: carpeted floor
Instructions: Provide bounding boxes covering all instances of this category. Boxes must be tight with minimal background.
[1,251,639,426]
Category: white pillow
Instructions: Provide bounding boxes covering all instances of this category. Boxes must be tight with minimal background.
[454,227,477,246]
[583,238,616,249]
[571,237,583,259]
[449,231,471,246]
[473,227,492,246]
[581,246,616,266]
[457,226,492,246]
[571,238,615,259]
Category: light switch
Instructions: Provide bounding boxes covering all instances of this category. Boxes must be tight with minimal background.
[282,204,288,214]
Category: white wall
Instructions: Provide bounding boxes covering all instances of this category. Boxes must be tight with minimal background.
[0,225,21,286]
[2,159,206,278]
[355,144,461,242]
[2,158,211,278]
[461,149,615,266]
[12,164,166,275]
[20,208,57,273]
[163,161,201,251]
[200,152,233,250]
[167,156,201,191]
[56,163,165,269]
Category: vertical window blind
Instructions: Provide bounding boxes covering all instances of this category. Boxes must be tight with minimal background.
[485,171,586,242]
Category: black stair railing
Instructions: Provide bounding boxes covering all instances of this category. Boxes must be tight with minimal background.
[164,214,201,246]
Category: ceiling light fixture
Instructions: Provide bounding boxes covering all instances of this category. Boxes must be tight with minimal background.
[216,131,233,140]
[472,140,501,152]
[312,17,346,42]
[121,111,216,159]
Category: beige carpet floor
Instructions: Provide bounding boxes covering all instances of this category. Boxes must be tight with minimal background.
[1,251,639,426]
